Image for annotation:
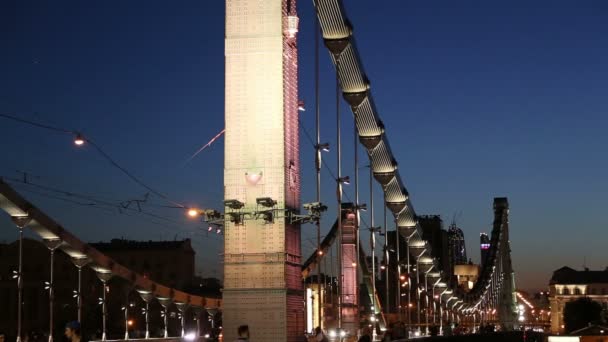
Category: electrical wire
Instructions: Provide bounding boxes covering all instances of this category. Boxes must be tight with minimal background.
[0,113,186,208]
[299,119,371,230]
[83,138,185,208]
[4,178,223,242]
[183,129,225,165]
[0,113,73,134]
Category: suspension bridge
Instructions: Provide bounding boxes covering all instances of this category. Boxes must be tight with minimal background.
[1,0,520,341]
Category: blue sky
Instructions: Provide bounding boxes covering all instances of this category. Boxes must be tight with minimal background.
[1,1,607,290]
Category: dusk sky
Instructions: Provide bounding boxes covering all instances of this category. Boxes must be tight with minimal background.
[1,1,607,291]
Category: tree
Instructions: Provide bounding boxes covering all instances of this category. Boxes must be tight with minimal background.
[563,297,603,333]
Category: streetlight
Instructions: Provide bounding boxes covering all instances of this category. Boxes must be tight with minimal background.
[11,215,31,342]
[44,238,62,342]
[71,256,90,323]
[95,270,113,341]
[74,133,85,146]
[187,208,199,217]
[338,176,350,185]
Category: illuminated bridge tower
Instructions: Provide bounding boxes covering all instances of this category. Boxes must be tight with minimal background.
[223,0,302,341]
[494,198,518,330]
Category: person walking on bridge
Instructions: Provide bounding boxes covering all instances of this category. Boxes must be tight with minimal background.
[64,322,81,342]
[358,327,371,342]
[235,325,250,342]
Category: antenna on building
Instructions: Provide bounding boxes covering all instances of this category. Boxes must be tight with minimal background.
[583,256,587,270]
[15,170,40,184]
[451,210,463,227]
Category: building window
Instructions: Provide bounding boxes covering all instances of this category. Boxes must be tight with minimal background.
[563,288,570,295]
[574,288,581,295]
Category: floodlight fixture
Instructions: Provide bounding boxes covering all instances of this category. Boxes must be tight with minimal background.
[303,202,328,213]
[204,209,223,220]
[356,203,367,211]
[260,211,274,223]
[256,197,277,208]
[224,199,244,210]
[316,142,330,152]
[227,213,243,225]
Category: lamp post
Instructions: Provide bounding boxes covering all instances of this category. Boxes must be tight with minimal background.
[11,215,31,342]
[414,250,425,332]
[158,298,173,338]
[438,289,448,335]
[336,71,342,334]
[137,290,154,339]
[43,239,62,342]
[430,279,440,325]
[175,302,189,337]
[383,195,389,316]
[95,271,113,341]
[424,265,435,335]
[121,303,133,340]
[71,257,90,323]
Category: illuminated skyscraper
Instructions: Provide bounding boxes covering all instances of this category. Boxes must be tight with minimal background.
[480,232,490,267]
[223,1,302,341]
[448,223,467,267]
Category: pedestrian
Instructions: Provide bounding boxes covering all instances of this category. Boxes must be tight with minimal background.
[358,326,371,342]
[0,331,6,342]
[314,327,328,342]
[381,324,393,341]
[235,325,249,342]
[64,322,81,342]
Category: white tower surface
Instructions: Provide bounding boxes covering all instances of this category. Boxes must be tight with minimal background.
[223,0,303,341]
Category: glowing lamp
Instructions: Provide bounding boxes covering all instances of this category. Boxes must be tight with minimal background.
[74,133,85,146]
[187,209,199,217]
[245,172,263,185]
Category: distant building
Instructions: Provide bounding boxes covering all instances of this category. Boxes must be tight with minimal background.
[418,215,450,278]
[480,233,490,268]
[89,238,195,290]
[549,266,608,334]
[454,264,479,292]
[448,223,467,267]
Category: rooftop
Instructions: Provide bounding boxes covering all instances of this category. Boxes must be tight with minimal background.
[90,238,193,252]
[550,266,608,285]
